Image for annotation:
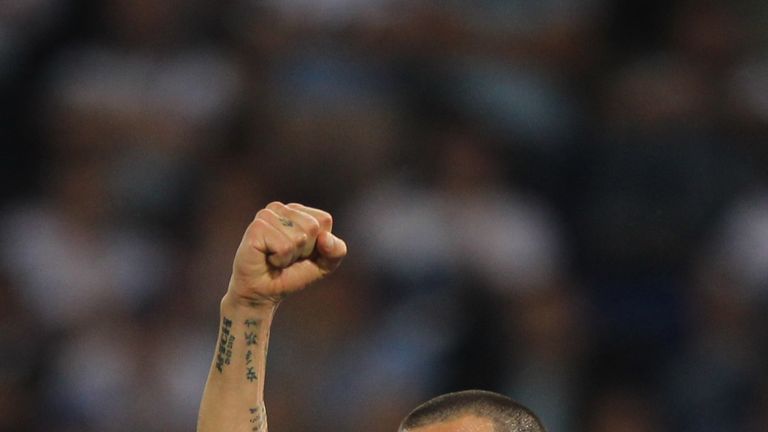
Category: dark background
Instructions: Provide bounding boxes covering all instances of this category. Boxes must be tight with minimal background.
[2,0,768,431]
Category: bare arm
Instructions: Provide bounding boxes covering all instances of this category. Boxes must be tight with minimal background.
[197,202,347,432]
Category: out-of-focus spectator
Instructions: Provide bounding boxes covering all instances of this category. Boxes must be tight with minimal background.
[1,0,767,431]
[43,0,242,227]
[350,126,565,296]
[1,154,170,331]
[345,126,568,429]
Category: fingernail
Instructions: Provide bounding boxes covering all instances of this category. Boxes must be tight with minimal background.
[326,233,335,250]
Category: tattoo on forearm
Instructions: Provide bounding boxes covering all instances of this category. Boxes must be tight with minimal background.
[245,331,258,346]
[244,319,262,329]
[249,406,266,432]
[215,317,235,373]
[246,366,258,382]
[244,319,262,383]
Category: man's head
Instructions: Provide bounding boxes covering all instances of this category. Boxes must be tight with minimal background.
[399,390,546,432]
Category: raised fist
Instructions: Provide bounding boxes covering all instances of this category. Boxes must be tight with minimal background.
[228,202,347,304]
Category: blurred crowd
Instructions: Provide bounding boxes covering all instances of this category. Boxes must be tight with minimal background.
[2,0,768,431]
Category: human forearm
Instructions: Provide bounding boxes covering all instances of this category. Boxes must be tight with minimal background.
[196,202,346,432]
[197,292,277,432]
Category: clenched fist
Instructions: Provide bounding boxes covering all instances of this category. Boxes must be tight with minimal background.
[227,202,347,304]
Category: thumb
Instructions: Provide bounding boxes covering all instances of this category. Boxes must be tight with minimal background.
[314,231,348,273]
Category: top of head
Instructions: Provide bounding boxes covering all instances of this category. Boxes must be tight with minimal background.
[399,390,547,432]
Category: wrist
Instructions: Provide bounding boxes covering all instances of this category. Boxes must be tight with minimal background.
[221,290,281,312]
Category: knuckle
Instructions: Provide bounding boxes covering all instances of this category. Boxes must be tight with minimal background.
[293,232,308,246]
[319,212,332,227]
[273,241,293,256]
[306,218,320,235]
[255,208,272,220]
[249,218,269,231]
[244,233,261,249]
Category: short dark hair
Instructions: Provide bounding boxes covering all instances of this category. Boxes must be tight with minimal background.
[399,390,546,432]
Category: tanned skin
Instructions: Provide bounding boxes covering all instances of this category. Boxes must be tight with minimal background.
[197,202,347,432]
[406,416,496,432]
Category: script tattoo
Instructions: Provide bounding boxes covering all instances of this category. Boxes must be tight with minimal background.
[244,319,261,328]
[246,366,258,382]
[249,406,266,432]
[244,319,262,382]
[215,317,235,373]
[245,331,258,346]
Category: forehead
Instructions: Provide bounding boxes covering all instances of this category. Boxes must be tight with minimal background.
[410,415,495,432]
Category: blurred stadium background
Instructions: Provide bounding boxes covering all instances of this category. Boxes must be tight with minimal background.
[2,0,768,431]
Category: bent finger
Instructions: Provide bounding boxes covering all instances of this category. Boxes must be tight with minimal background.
[315,231,347,273]
[256,207,306,265]
[245,218,294,268]
[286,203,333,232]
[268,202,320,258]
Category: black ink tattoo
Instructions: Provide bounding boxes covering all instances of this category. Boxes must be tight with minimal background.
[245,319,261,347]
[215,317,235,373]
[245,331,258,346]
[246,366,257,382]
[243,318,261,381]
[249,406,266,431]
[244,319,262,328]
[278,217,293,227]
